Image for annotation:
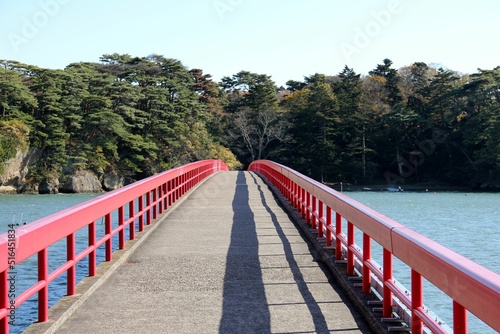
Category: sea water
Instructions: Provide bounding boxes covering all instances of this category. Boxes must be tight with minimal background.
[346,191,500,333]
[1,191,499,333]
[1,193,100,334]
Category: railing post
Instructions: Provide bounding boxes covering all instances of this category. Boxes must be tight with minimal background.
[335,213,342,260]
[38,248,48,322]
[105,213,112,261]
[146,191,151,225]
[129,200,135,241]
[179,174,184,196]
[152,188,158,220]
[178,175,181,199]
[67,232,76,296]
[158,185,164,214]
[169,180,173,206]
[118,206,125,249]
[183,170,188,195]
[281,174,285,199]
[347,221,355,275]
[293,182,298,209]
[277,172,281,190]
[302,188,311,225]
[453,301,467,334]
[293,182,297,209]
[283,174,287,195]
[157,185,162,213]
[300,187,309,219]
[383,248,393,318]
[411,269,423,334]
[1,270,8,334]
[175,177,179,202]
[318,200,324,238]
[89,221,96,277]
[326,207,332,246]
[138,195,144,231]
[311,196,317,229]
[163,183,168,211]
[362,233,371,294]
[277,171,282,192]
[174,177,177,202]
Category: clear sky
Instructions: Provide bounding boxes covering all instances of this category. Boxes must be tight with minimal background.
[1,0,499,86]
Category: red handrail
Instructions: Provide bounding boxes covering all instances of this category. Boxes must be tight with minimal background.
[249,159,500,333]
[0,160,228,334]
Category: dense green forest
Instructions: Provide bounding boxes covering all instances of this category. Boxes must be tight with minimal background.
[1,55,499,191]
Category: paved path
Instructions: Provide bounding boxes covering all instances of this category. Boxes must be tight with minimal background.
[51,171,371,333]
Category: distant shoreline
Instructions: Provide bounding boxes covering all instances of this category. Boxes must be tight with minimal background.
[2,183,499,195]
[326,183,499,193]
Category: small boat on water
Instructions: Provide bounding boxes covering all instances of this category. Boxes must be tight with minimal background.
[387,186,403,192]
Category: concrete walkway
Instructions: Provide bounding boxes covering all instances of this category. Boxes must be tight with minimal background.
[44,171,371,333]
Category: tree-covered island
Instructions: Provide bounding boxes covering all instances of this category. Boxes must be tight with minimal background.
[1,55,499,193]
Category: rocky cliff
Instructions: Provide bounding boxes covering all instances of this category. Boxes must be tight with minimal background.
[60,171,104,193]
[0,149,125,194]
[0,148,40,193]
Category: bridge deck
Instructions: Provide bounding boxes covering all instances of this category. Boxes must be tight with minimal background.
[39,171,370,333]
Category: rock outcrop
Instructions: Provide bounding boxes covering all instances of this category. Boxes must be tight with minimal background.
[1,149,126,194]
[39,178,60,194]
[103,171,124,191]
[0,185,17,194]
[0,148,41,194]
[60,171,103,193]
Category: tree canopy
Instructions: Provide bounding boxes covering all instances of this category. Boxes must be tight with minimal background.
[1,55,499,190]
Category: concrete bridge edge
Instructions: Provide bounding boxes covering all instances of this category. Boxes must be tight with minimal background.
[24,171,225,334]
[252,171,397,334]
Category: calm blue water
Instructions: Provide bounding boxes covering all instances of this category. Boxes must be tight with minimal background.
[0,193,109,334]
[346,191,500,334]
[1,192,499,333]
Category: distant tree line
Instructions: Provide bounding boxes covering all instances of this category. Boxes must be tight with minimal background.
[1,55,499,189]
[0,54,241,184]
[220,59,500,188]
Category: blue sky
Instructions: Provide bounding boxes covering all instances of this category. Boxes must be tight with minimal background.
[1,0,499,86]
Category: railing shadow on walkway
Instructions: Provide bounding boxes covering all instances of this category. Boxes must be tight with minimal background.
[249,172,371,334]
[219,171,370,334]
[250,172,329,333]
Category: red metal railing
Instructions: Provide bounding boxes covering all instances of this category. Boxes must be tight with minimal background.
[249,160,500,334]
[0,160,228,334]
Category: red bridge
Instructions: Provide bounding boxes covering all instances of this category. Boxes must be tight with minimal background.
[1,160,499,333]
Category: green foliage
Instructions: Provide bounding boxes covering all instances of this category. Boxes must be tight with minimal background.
[0,55,241,184]
[219,71,288,165]
[277,60,500,187]
[0,64,38,122]
[0,119,30,173]
[280,78,340,182]
[1,55,499,189]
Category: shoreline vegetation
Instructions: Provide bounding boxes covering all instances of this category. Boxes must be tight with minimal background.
[0,182,491,195]
[1,55,499,194]
[328,183,479,193]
